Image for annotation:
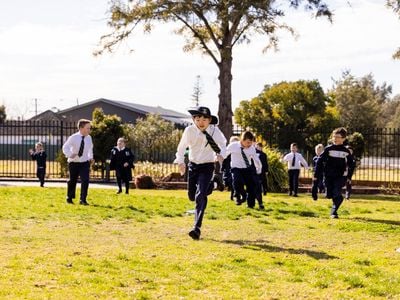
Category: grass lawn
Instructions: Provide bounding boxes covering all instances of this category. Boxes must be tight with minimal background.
[0,187,400,299]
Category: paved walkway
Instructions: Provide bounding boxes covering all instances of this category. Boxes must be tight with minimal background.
[0,180,115,189]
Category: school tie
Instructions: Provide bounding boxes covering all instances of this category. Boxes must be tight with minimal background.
[241,147,251,168]
[78,136,85,157]
[203,131,221,154]
[291,153,296,167]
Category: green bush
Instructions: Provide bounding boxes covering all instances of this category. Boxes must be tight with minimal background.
[264,147,288,192]
[55,149,68,177]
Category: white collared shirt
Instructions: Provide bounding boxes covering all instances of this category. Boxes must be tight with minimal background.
[282,151,308,170]
[62,132,94,163]
[174,124,227,164]
[226,141,262,173]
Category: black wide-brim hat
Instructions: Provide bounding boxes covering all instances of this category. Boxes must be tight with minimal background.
[188,106,218,124]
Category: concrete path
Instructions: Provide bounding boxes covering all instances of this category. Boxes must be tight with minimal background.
[0,180,115,189]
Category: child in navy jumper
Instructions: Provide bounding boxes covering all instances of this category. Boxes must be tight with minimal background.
[314,127,355,218]
[311,143,325,200]
[29,142,47,187]
[345,145,356,200]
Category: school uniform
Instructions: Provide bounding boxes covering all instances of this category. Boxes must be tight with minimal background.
[62,132,93,204]
[110,146,135,194]
[256,148,269,196]
[311,154,325,200]
[221,155,234,199]
[283,151,308,196]
[345,155,356,200]
[174,122,227,239]
[30,150,47,187]
[314,144,355,218]
[226,141,261,208]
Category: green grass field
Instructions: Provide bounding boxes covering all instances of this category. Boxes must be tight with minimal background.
[1,187,400,299]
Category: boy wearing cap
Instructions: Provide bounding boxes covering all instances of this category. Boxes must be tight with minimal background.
[174,106,227,240]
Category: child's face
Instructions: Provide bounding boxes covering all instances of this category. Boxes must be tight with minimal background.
[35,145,42,151]
[332,134,345,145]
[240,139,253,149]
[193,115,211,131]
[315,148,323,155]
[80,123,91,136]
[117,139,125,148]
[291,145,298,152]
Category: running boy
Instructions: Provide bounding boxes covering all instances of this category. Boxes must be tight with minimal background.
[314,127,355,218]
[174,106,227,240]
[226,131,262,209]
[311,143,325,200]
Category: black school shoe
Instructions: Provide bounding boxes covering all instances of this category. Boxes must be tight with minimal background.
[66,198,74,204]
[188,229,201,240]
[79,200,89,206]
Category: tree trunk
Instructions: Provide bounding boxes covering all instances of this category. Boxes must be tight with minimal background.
[217,48,233,139]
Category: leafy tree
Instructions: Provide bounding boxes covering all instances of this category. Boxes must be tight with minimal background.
[95,0,332,139]
[235,80,338,151]
[0,105,6,123]
[329,72,392,129]
[346,131,365,162]
[387,0,400,59]
[126,113,182,162]
[384,95,400,128]
[90,108,126,177]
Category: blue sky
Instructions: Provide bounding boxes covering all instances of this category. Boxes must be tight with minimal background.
[0,0,399,119]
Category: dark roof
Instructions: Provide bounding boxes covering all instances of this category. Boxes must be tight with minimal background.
[58,98,192,125]
[28,109,63,121]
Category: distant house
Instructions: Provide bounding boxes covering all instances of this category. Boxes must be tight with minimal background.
[49,98,192,127]
[29,109,64,122]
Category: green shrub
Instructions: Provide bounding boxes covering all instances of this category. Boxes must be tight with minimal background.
[264,147,288,192]
[55,149,68,177]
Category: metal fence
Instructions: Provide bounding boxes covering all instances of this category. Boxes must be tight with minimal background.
[1,121,400,182]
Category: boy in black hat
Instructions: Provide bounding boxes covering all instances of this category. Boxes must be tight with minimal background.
[174,106,227,240]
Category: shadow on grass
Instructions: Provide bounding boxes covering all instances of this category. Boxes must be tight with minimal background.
[276,209,319,218]
[351,217,400,226]
[91,203,146,213]
[219,239,338,260]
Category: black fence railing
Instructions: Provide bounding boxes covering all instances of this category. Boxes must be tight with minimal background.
[1,121,400,182]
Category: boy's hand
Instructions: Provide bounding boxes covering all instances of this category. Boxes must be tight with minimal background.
[178,163,186,176]
[215,154,224,165]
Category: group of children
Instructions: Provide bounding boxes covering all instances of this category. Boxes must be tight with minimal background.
[29,106,356,240]
[29,136,135,197]
[176,106,357,239]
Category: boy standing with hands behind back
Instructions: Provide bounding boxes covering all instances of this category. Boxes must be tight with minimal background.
[174,106,227,240]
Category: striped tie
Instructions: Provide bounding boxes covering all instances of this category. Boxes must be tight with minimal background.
[203,131,221,154]
[78,136,85,157]
[241,147,250,168]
